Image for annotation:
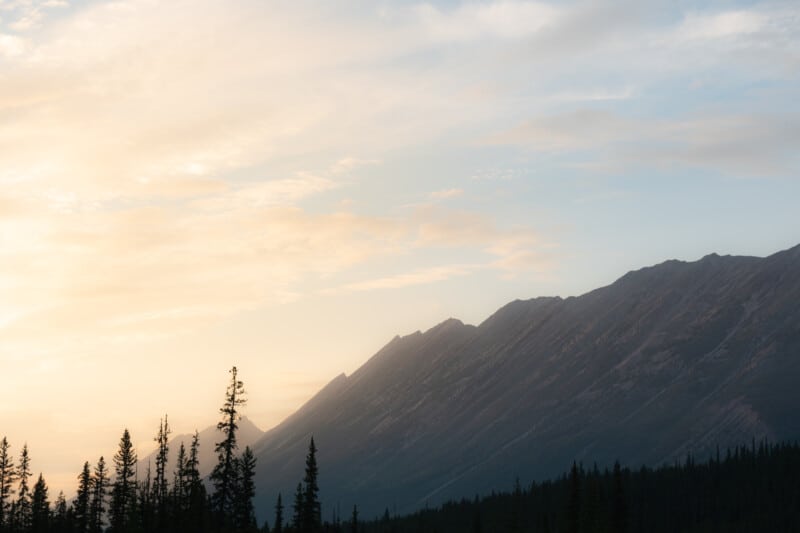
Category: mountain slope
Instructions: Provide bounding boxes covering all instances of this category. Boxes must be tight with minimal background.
[251,244,800,519]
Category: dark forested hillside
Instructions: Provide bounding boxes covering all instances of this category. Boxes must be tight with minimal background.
[251,244,800,518]
[358,441,800,533]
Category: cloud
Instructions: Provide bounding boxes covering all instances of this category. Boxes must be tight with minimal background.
[491,110,800,176]
[0,32,25,56]
[322,264,477,295]
[429,188,464,200]
[550,87,636,102]
[675,10,767,42]
[329,157,381,175]
[414,1,561,43]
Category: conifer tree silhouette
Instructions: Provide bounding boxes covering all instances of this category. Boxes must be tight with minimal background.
[0,437,16,530]
[90,456,109,533]
[211,366,247,522]
[110,429,137,533]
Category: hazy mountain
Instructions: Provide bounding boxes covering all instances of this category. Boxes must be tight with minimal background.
[140,416,264,479]
[250,244,800,520]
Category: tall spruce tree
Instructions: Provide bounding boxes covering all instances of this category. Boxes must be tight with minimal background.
[235,447,257,532]
[30,474,49,533]
[173,442,188,513]
[110,429,137,533]
[292,483,303,531]
[211,366,246,519]
[0,437,15,530]
[184,431,209,533]
[15,444,32,531]
[273,494,283,533]
[611,461,628,533]
[138,461,155,532]
[566,461,581,533]
[350,505,358,533]
[90,456,109,533]
[153,416,171,511]
[74,461,92,532]
[186,432,201,495]
[53,491,69,532]
[301,437,320,533]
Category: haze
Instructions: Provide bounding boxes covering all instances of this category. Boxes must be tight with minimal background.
[0,0,798,497]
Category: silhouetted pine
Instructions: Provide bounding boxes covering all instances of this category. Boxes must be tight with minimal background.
[211,366,247,524]
[153,415,171,529]
[273,494,283,533]
[292,483,303,531]
[30,474,49,533]
[300,438,320,533]
[73,462,92,533]
[183,431,211,533]
[565,462,581,533]
[138,462,155,533]
[89,457,109,533]
[53,491,69,533]
[234,447,257,533]
[173,442,187,514]
[350,505,358,533]
[0,437,16,531]
[14,444,32,531]
[110,429,137,533]
[611,461,627,533]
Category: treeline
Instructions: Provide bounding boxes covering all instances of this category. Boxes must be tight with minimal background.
[5,367,800,533]
[0,367,269,533]
[356,440,800,533]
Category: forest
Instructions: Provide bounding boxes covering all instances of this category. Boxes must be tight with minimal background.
[357,440,800,533]
[1,367,799,533]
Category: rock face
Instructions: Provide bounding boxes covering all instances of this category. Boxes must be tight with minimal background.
[251,244,800,520]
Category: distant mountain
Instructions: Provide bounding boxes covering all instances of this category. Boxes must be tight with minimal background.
[250,244,800,520]
[140,416,264,479]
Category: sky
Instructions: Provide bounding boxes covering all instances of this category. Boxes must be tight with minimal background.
[0,0,798,496]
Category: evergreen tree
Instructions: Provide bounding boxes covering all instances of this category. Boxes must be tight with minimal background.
[566,461,580,533]
[90,457,109,533]
[30,474,49,533]
[110,429,138,533]
[184,431,209,533]
[153,416,171,512]
[350,505,358,533]
[300,437,320,533]
[611,461,627,533]
[138,461,155,533]
[211,366,247,520]
[292,483,303,530]
[235,447,257,532]
[74,461,92,533]
[273,494,283,533]
[53,491,69,532]
[15,444,32,531]
[173,442,187,512]
[186,432,201,496]
[0,437,15,530]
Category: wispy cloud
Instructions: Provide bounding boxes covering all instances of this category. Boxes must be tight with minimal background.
[322,264,477,295]
[414,1,561,43]
[491,110,800,176]
[429,188,464,200]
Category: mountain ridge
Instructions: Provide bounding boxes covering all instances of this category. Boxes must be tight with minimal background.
[250,243,800,519]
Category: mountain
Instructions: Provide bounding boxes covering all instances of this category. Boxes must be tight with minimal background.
[140,416,264,479]
[250,244,800,520]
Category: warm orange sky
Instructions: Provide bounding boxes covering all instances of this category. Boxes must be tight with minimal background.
[1,0,799,497]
